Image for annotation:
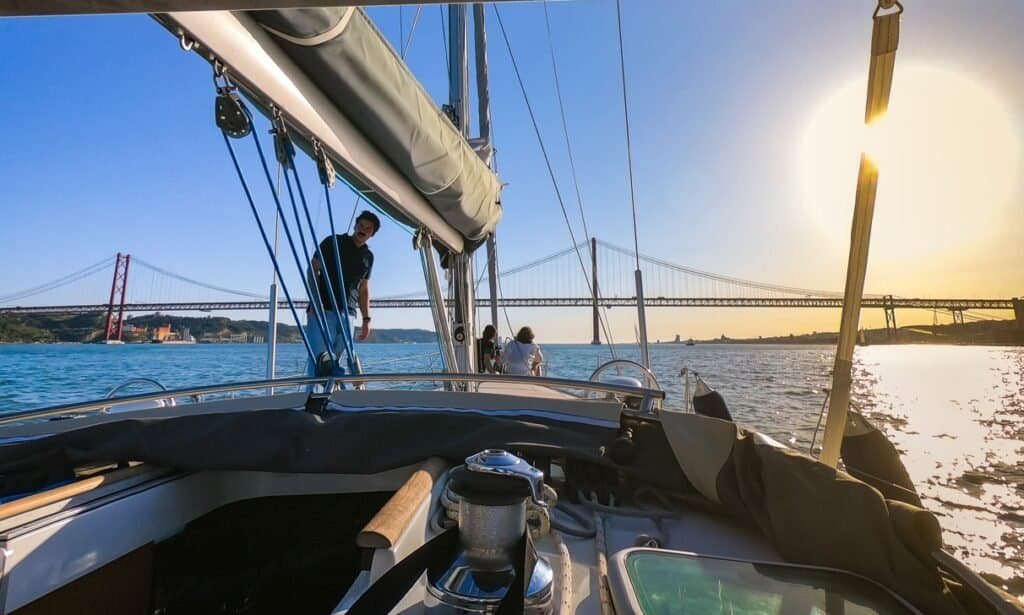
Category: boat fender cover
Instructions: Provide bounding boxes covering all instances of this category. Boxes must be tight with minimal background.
[841,409,920,507]
[692,389,733,422]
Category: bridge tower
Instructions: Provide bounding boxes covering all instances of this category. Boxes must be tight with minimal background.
[950,308,965,325]
[591,237,601,345]
[882,294,897,340]
[1014,298,1024,330]
[104,253,131,342]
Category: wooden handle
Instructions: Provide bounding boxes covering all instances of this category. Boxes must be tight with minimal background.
[357,457,447,549]
[0,465,153,521]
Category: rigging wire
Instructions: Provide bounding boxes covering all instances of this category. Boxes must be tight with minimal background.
[439,5,451,84]
[541,0,617,349]
[495,265,517,342]
[402,4,424,59]
[542,1,591,245]
[492,3,617,358]
[346,193,361,231]
[613,0,641,271]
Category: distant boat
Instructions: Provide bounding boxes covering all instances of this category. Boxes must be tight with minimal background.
[686,338,696,346]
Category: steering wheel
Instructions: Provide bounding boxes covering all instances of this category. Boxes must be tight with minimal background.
[588,359,661,391]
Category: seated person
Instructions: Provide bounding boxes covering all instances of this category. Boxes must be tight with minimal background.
[477,324,499,373]
[501,326,543,376]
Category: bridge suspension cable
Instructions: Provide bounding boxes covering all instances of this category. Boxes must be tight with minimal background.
[131,257,268,300]
[597,240,847,298]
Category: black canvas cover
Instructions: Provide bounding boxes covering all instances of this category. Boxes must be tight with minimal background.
[0,406,614,492]
[659,411,985,614]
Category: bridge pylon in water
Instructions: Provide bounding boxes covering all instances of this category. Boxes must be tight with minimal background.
[883,294,897,340]
[104,253,131,342]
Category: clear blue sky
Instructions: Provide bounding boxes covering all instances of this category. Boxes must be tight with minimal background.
[1,1,1022,341]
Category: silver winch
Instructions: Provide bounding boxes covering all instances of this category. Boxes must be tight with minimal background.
[426,449,553,614]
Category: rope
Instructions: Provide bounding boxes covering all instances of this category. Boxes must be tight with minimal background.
[276,129,355,372]
[263,134,335,371]
[493,4,617,359]
[219,123,316,363]
[320,152,358,370]
[551,530,575,615]
[809,389,831,454]
[592,510,614,615]
[246,113,336,371]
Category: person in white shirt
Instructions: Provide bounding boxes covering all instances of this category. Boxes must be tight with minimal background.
[501,326,544,376]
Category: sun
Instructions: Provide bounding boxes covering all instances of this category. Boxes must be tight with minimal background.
[798,65,1019,260]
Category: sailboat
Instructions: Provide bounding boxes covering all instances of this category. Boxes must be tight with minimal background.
[0,2,1019,614]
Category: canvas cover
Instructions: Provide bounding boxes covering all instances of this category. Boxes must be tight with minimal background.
[660,411,979,615]
[250,8,502,245]
[0,402,1000,613]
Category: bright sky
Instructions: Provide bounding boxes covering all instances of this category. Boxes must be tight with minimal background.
[1,1,1022,343]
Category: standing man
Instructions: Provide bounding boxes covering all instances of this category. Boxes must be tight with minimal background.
[307,210,380,376]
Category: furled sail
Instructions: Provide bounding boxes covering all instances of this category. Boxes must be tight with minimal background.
[162,8,502,253]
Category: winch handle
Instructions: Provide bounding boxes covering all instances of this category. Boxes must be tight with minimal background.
[465,449,547,508]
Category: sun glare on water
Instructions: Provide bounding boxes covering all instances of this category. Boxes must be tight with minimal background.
[798,66,1019,259]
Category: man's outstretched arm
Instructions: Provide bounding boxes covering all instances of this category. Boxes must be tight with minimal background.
[358,279,371,340]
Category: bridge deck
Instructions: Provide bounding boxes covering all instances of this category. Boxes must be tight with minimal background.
[1,297,1017,315]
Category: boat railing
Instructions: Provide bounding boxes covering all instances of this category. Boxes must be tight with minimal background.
[0,373,666,427]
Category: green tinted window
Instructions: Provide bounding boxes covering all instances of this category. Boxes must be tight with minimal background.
[625,551,913,614]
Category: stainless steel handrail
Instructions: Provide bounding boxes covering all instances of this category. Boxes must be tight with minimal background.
[0,373,665,426]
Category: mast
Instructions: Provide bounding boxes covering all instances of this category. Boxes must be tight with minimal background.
[448,3,476,373]
[474,3,500,338]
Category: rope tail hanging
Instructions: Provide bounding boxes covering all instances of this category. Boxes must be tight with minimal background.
[273,114,359,375]
[315,140,360,374]
[213,69,318,365]
[819,0,902,468]
[267,113,341,372]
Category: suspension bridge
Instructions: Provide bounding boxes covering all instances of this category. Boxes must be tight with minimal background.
[2,240,1021,343]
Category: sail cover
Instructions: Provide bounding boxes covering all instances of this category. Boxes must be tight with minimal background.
[162,8,501,251]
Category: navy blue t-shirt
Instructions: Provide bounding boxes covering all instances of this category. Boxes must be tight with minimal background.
[314,234,373,316]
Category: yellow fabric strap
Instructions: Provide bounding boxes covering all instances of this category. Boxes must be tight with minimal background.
[865,6,901,123]
[820,2,900,467]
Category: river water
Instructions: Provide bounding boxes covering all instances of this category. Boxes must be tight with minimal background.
[0,342,1020,596]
